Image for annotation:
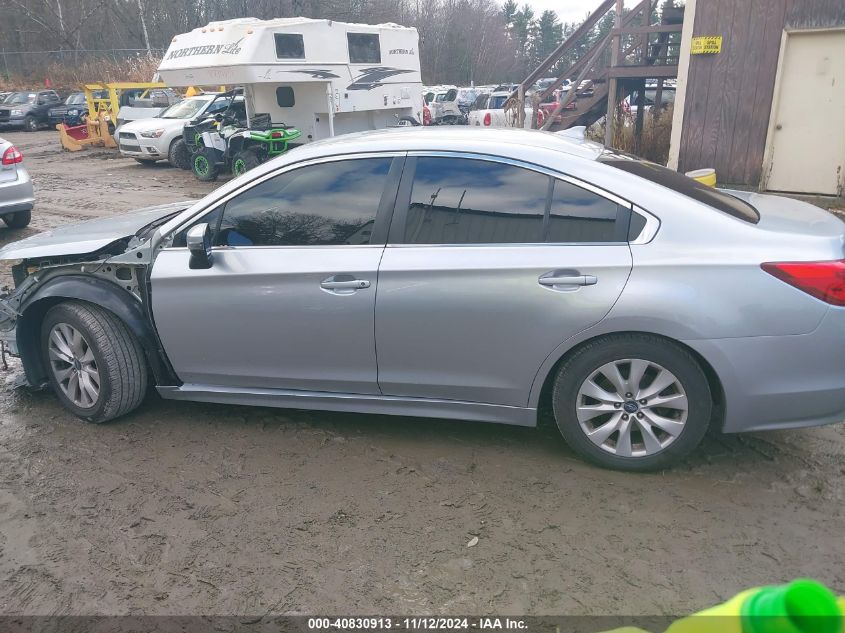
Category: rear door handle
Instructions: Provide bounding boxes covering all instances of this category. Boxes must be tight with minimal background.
[539,274,597,287]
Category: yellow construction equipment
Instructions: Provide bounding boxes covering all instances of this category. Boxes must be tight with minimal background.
[57,82,167,152]
[56,111,117,152]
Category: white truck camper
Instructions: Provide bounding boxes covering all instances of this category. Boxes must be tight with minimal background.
[156,17,424,143]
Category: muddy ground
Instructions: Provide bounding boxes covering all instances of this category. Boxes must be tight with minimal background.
[0,131,843,617]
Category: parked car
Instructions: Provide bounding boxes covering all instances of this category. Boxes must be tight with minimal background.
[47,91,108,127]
[0,136,34,228]
[116,94,241,168]
[429,88,464,125]
[1,127,844,471]
[538,88,577,125]
[622,87,676,116]
[0,90,62,131]
[468,91,542,128]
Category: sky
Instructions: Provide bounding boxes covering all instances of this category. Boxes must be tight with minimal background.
[522,0,619,25]
[522,0,685,24]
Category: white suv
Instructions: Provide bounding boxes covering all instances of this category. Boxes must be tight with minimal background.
[117,95,239,169]
[467,92,541,129]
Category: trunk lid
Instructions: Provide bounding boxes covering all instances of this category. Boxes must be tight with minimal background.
[729,190,844,236]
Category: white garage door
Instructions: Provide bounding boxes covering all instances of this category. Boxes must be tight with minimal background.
[766,29,845,195]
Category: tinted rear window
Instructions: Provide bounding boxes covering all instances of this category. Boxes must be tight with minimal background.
[599,155,760,224]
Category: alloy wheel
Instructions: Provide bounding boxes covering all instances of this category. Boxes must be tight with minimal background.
[575,358,688,458]
[48,323,101,408]
[194,155,209,176]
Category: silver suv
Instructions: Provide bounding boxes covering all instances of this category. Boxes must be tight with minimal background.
[0,128,843,470]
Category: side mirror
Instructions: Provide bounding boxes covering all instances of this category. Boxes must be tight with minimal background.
[186,223,213,269]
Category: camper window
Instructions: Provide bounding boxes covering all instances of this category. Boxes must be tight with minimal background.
[347,33,381,63]
[276,87,295,108]
[275,33,305,59]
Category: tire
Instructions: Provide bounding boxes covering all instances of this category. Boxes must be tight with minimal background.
[552,334,712,471]
[168,137,190,170]
[134,158,157,166]
[192,147,219,182]
[24,115,38,132]
[41,301,148,424]
[231,149,261,177]
[3,209,31,228]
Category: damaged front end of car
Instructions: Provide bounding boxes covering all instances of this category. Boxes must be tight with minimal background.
[0,202,190,388]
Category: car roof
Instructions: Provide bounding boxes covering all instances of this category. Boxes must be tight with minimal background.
[285,127,605,163]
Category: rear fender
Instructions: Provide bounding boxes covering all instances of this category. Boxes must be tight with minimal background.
[16,274,178,387]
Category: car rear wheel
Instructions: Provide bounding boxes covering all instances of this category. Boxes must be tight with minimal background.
[41,301,148,423]
[168,137,190,170]
[552,334,712,471]
[3,209,31,228]
[192,147,219,182]
[24,115,38,132]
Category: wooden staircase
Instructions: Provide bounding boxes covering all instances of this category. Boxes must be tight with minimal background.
[509,0,683,137]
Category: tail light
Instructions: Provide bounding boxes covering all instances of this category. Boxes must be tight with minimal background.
[762,260,845,306]
[1,146,23,165]
[271,131,282,138]
[483,112,491,126]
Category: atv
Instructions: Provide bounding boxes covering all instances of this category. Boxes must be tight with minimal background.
[185,110,301,182]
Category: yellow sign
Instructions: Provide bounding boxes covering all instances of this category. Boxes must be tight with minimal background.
[691,35,722,54]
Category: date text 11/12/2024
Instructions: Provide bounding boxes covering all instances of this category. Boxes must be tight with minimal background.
[308,618,527,630]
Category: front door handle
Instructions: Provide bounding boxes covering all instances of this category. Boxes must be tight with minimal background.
[539,274,597,287]
[320,276,371,292]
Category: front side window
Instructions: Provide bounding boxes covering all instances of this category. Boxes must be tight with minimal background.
[275,33,305,59]
[348,33,380,63]
[403,158,548,245]
[211,158,392,247]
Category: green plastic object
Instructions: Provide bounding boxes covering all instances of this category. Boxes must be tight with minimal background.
[741,579,842,633]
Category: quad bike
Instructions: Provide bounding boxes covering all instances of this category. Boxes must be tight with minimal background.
[185,112,301,182]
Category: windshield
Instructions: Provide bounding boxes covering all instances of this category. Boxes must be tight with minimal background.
[6,92,36,105]
[65,94,86,105]
[434,93,448,102]
[158,98,210,120]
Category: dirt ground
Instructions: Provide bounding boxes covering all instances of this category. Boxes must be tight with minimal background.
[0,131,843,617]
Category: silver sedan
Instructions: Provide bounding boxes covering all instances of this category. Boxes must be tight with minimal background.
[0,136,34,228]
[0,128,843,470]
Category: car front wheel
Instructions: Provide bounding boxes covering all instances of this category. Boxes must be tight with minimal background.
[552,334,712,471]
[24,115,38,132]
[41,301,148,423]
[168,137,190,170]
